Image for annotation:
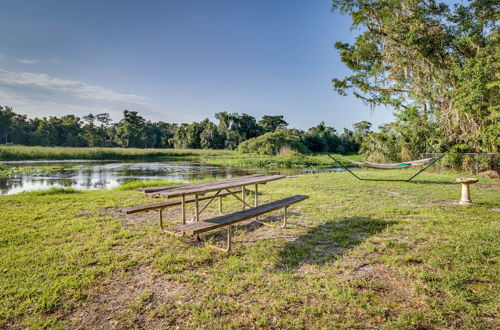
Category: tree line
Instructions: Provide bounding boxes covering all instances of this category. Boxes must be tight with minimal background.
[0,106,372,154]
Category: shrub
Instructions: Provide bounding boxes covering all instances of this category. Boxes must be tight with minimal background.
[237,131,309,155]
[441,144,474,170]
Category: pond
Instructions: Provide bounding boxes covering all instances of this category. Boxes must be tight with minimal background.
[0,160,353,195]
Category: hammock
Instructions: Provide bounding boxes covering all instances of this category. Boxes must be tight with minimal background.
[328,154,445,182]
[336,156,437,169]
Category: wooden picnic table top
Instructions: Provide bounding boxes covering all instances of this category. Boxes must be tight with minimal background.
[155,174,286,199]
[136,174,265,194]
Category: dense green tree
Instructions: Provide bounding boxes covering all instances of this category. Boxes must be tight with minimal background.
[303,122,340,152]
[172,124,189,149]
[238,130,309,155]
[10,113,31,145]
[332,0,499,153]
[258,115,288,133]
[59,115,85,146]
[155,122,177,148]
[215,112,260,149]
[115,110,146,147]
[200,120,223,149]
[0,106,16,144]
[32,117,65,146]
[140,121,160,148]
[173,122,203,149]
[338,128,357,154]
[352,121,371,145]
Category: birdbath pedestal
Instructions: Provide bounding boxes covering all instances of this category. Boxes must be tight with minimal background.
[456,178,479,205]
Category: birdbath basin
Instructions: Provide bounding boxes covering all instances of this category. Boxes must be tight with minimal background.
[456,177,479,205]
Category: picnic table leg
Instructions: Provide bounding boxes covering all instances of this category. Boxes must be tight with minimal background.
[254,184,258,206]
[255,184,259,220]
[282,206,288,228]
[242,187,246,210]
[219,196,223,214]
[226,225,232,252]
[159,209,164,229]
[195,194,200,222]
[181,194,186,224]
[203,225,232,252]
[194,194,200,240]
[158,208,183,237]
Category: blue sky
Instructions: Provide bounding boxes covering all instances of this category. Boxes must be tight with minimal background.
[0,0,395,131]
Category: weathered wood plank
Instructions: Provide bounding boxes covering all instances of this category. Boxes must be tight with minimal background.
[146,176,264,198]
[182,195,309,235]
[120,189,242,214]
[157,175,286,199]
[136,174,265,194]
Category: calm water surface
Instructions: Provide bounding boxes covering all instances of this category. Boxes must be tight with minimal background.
[0,160,351,195]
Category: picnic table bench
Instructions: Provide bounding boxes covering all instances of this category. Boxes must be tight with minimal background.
[182,195,309,251]
[122,174,309,251]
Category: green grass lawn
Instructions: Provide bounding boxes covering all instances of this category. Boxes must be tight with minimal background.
[0,169,498,328]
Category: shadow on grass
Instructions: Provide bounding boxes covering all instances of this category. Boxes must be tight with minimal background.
[275,217,396,270]
[409,180,455,185]
[198,211,303,245]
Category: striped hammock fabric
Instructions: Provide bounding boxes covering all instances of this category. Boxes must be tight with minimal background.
[340,156,438,170]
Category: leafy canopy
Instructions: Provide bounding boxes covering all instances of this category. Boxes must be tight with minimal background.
[332,0,499,152]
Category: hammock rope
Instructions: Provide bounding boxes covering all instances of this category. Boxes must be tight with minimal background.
[328,154,445,182]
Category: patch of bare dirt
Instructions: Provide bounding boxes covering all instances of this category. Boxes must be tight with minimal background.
[478,184,500,190]
[77,210,95,218]
[337,257,425,311]
[64,266,190,329]
[381,189,402,196]
[104,207,164,227]
[440,200,461,206]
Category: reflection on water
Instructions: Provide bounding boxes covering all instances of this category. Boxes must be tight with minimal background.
[0,160,352,195]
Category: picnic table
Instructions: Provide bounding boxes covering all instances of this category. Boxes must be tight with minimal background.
[124,174,309,251]
[135,174,286,225]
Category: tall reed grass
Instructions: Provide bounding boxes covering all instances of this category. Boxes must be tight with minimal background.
[0,145,200,161]
[0,145,360,169]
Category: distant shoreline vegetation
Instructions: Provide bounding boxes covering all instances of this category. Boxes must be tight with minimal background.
[0,145,196,161]
[0,106,369,157]
[0,145,360,169]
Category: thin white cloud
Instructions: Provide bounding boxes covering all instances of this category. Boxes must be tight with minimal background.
[0,69,154,120]
[17,58,40,65]
[0,69,146,103]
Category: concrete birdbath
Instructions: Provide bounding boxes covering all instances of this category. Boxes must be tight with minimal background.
[456,177,479,205]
